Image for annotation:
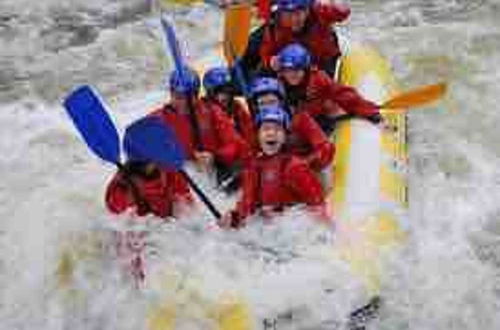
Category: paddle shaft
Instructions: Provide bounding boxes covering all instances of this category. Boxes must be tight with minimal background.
[160,16,204,151]
[179,169,221,219]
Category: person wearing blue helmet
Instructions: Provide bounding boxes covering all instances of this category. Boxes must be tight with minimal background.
[105,118,194,219]
[203,67,255,148]
[249,76,333,173]
[273,43,383,135]
[249,76,286,110]
[239,0,350,80]
[218,104,331,228]
[148,66,247,174]
[202,67,255,193]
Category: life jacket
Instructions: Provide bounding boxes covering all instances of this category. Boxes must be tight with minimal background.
[287,110,335,171]
[105,169,191,219]
[228,98,257,151]
[255,153,294,213]
[233,151,326,223]
[150,100,247,165]
[285,68,380,123]
[203,97,256,149]
[259,12,340,70]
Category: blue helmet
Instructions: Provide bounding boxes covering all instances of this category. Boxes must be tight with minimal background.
[250,77,286,100]
[276,0,311,12]
[203,67,233,94]
[168,66,200,95]
[255,104,291,130]
[276,43,311,70]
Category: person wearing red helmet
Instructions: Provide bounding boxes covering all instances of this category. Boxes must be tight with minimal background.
[239,0,350,80]
[218,104,331,228]
[274,43,383,135]
[148,66,247,173]
[249,76,334,172]
[105,118,193,219]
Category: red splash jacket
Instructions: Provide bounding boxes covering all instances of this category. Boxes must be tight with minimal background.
[288,67,380,119]
[149,98,250,165]
[241,2,350,78]
[288,111,334,171]
[233,153,326,223]
[105,169,192,218]
[203,97,257,152]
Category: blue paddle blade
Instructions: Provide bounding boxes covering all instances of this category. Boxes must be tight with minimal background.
[160,15,184,73]
[63,85,120,164]
[123,117,185,171]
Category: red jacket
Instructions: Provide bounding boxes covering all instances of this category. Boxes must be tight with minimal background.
[259,3,350,69]
[149,98,249,165]
[105,169,192,218]
[288,111,334,171]
[204,97,257,152]
[233,153,325,222]
[288,68,380,118]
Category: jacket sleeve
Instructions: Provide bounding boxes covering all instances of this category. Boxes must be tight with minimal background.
[328,81,380,117]
[170,171,193,205]
[235,100,258,152]
[284,157,325,206]
[233,162,258,222]
[292,112,335,171]
[313,2,351,26]
[212,105,252,164]
[105,172,133,214]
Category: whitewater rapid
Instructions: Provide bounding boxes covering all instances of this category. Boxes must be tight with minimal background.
[1,0,500,329]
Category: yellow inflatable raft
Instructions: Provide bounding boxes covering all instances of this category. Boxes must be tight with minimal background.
[55,41,408,330]
[146,43,409,329]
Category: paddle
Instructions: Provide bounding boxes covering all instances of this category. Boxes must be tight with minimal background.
[124,117,221,219]
[314,82,447,134]
[160,15,204,151]
[64,85,154,212]
[64,85,121,165]
[379,82,447,110]
[223,3,252,66]
[160,15,184,78]
[63,85,221,220]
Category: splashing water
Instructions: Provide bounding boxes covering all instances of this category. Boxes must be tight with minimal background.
[1,0,500,329]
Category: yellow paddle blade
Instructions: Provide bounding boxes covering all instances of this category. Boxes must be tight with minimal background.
[381,82,447,110]
[223,4,252,66]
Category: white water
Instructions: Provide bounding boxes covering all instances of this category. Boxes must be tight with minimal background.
[1,0,500,329]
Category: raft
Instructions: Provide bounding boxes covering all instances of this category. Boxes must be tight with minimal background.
[145,43,409,329]
[55,35,408,330]
[333,43,408,299]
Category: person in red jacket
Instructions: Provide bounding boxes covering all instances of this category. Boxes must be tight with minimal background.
[203,67,256,149]
[274,43,383,135]
[105,121,193,219]
[148,66,248,173]
[105,162,192,218]
[250,76,334,172]
[104,120,195,286]
[202,66,256,192]
[218,104,330,228]
[240,0,350,80]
